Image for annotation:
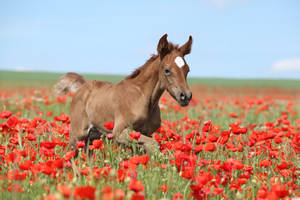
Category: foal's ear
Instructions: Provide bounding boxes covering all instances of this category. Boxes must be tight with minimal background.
[157,34,170,59]
[179,36,193,56]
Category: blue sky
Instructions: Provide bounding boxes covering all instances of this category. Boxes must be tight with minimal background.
[0,0,300,79]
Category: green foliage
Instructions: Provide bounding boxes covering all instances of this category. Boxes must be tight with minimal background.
[1,70,300,89]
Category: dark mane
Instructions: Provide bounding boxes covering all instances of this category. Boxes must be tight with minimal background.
[125,43,179,79]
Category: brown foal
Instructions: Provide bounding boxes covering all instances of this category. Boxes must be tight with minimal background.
[54,34,193,154]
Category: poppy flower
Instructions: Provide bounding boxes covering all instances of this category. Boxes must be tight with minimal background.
[40,141,57,149]
[131,192,145,200]
[260,159,272,167]
[129,132,141,140]
[158,184,168,192]
[195,172,211,185]
[74,185,96,200]
[91,139,103,150]
[54,114,70,123]
[57,185,72,198]
[104,121,114,130]
[6,116,19,128]
[64,151,76,161]
[8,169,27,180]
[128,180,144,193]
[0,110,13,119]
[172,193,183,200]
[46,111,53,116]
[76,141,85,149]
[100,186,125,200]
[138,155,149,166]
[204,143,216,152]
[271,184,289,198]
[181,168,194,179]
[229,113,238,118]
[19,160,33,170]
[257,185,268,198]
[56,96,67,104]
[202,120,211,132]
[8,184,24,193]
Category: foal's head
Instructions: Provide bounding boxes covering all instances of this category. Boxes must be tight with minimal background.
[157,34,193,106]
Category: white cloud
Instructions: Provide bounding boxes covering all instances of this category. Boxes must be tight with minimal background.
[271,59,300,73]
[13,66,33,72]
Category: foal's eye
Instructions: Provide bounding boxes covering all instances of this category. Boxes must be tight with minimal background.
[164,68,171,76]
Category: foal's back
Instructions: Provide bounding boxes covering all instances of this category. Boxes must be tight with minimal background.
[71,79,147,132]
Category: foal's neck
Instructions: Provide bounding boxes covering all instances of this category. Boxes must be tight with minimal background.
[134,57,165,107]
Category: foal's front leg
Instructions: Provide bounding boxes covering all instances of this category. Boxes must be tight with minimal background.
[114,127,158,154]
[112,119,159,154]
[137,134,159,154]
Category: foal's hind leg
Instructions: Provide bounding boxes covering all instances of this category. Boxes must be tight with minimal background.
[85,126,104,157]
[68,108,90,156]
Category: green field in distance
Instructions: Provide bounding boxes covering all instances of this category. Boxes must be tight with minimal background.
[0,70,300,89]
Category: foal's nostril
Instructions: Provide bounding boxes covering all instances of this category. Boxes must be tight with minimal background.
[180,92,186,101]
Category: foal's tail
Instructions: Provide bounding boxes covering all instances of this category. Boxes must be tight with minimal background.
[53,72,86,96]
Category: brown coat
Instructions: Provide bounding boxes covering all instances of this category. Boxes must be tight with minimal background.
[54,34,193,153]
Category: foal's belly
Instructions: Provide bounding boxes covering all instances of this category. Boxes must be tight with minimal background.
[132,109,161,136]
[133,121,160,136]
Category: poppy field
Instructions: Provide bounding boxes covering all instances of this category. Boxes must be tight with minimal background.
[0,77,300,200]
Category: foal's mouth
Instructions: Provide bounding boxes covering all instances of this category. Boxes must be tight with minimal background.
[177,91,192,107]
[178,99,190,107]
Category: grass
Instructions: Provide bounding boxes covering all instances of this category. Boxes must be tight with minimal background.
[0,71,299,199]
[1,70,300,89]
[0,70,124,89]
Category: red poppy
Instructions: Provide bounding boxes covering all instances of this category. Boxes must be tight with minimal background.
[40,141,57,149]
[91,139,103,150]
[204,143,216,152]
[56,96,67,104]
[257,185,268,198]
[54,114,70,123]
[158,184,167,192]
[44,194,57,200]
[8,169,27,180]
[57,185,72,198]
[172,193,183,200]
[181,168,194,179]
[271,184,289,198]
[46,111,53,116]
[129,132,141,140]
[195,172,211,185]
[104,121,114,130]
[100,186,125,200]
[276,161,291,170]
[131,192,145,200]
[128,180,144,193]
[8,184,24,193]
[0,110,13,119]
[202,120,212,132]
[229,113,238,118]
[73,185,96,200]
[260,159,272,167]
[6,115,19,128]
[19,160,33,170]
[138,155,149,166]
[64,151,76,161]
[76,141,85,149]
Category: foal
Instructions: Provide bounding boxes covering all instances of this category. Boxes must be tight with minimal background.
[54,34,193,153]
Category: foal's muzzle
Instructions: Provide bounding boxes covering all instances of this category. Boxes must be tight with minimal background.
[178,91,192,107]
